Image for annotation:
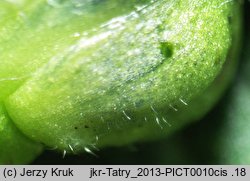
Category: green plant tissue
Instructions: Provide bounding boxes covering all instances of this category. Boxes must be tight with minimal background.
[0,0,244,164]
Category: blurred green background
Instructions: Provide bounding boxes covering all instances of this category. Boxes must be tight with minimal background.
[33,0,250,165]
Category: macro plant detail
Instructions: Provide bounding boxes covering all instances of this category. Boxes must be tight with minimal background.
[0,0,248,164]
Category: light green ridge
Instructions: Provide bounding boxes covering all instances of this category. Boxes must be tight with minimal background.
[0,103,42,164]
[0,0,149,164]
[3,0,240,153]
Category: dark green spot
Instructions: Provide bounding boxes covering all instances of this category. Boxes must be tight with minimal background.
[135,99,145,108]
[160,42,174,59]
[156,24,165,32]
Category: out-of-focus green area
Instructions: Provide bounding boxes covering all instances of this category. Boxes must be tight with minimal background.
[0,0,242,164]
[33,0,250,165]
